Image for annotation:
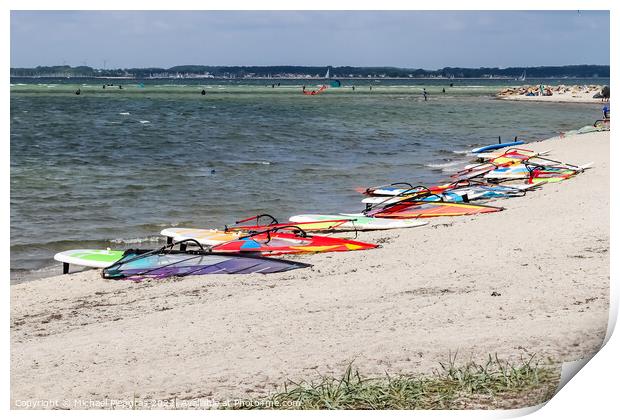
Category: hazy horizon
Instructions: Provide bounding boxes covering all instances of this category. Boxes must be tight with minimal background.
[11,11,610,69]
[10,63,611,71]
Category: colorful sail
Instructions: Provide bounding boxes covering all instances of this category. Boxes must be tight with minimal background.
[211,229,378,255]
[369,201,503,219]
[103,249,310,281]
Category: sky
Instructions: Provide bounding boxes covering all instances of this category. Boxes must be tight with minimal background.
[10,10,610,69]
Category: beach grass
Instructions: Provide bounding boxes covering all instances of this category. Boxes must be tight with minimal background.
[230,354,559,410]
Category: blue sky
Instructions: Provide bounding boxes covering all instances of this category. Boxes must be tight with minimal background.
[10,10,610,68]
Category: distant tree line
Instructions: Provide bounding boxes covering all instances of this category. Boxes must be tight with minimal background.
[10,64,610,78]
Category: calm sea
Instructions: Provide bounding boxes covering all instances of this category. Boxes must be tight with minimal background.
[10,77,608,281]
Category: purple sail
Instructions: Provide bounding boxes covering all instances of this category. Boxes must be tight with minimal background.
[103,252,309,281]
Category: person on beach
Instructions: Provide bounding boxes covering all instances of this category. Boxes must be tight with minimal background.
[602,105,610,119]
[601,86,610,102]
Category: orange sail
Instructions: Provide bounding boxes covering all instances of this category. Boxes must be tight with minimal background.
[303,85,328,95]
[370,201,503,219]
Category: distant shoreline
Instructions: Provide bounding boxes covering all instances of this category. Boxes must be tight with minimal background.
[9,76,612,81]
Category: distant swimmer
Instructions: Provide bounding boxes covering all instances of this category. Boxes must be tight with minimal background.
[201,89,206,95]
[449,83,454,87]
[369,85,372,91]
[302,85,306,92]
[442,88,446,93]
[277,82,281,87]
[119,85,123,89]
[352,85,355,91]
[102,85,106,89]
[423,88,428,101]
[272,84,275,88]
[75,89,81,95]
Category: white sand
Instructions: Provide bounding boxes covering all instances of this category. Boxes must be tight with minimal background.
[11,131,610,409]
[497,85,608,104]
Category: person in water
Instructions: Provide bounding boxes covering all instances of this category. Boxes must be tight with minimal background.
[75,89,81,95]
[201,89,206,95]
[423,88,428,101]
[442,88,446,93]
[119,85,123,90]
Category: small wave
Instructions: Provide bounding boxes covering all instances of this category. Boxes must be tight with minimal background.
[110,236,163,244]
[425,161,463,169]
[225,160,271,165]
[119,112,131,115]
[451,149,470,155]
[139,120,150,124]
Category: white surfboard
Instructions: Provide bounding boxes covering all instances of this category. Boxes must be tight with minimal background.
[54,249,125,269]
[289,214,427,230]
[160,228,241,245]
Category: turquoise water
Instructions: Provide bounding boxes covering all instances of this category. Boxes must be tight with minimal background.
[10,78,607,280]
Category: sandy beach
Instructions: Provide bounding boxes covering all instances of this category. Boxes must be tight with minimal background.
[497,84,609,104]
[10,130,609,409]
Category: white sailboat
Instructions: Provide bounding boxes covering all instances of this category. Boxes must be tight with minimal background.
[518,70,526,81]
[325,68,330,79]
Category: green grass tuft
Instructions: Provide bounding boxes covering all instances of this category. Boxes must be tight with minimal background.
[229,353,560,410]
